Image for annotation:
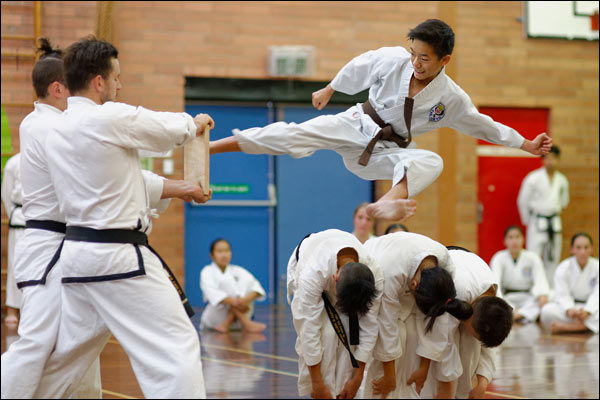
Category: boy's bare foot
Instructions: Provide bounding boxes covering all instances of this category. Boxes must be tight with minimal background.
[242,320,267,333]
[366,199,417,221]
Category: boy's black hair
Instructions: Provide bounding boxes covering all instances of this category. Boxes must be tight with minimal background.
[336,262,378,317]
[415,266,473,333]
[408,19,455,59]
[542,145,560,158]
[64,35,118,94]
[472,296,513,347]
[384,223,409,234]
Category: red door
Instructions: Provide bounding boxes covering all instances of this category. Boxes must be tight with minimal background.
[477,107,549,263]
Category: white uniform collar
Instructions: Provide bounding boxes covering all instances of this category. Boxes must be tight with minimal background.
[413,66,447,101]
[33,101,63,114]
[67,96,100,108]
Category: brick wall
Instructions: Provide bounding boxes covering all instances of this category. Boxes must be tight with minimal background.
[2,2,598,308]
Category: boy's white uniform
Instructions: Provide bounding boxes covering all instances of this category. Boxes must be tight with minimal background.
[1,153,24,310]
[286,229,383,397]
[540,256,599,334]
[34,96,205,399]
[490,249,550,322]
[360,232,458,399]
[235,46,524,197]
[199,262,266,330]
[517,167,569,284]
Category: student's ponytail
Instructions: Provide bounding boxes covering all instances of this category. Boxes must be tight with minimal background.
[414,266,472,333]
[36,37,64,60]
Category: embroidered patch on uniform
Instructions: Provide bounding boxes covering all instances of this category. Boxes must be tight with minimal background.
[429,102,446,122]
[352,111,360,119]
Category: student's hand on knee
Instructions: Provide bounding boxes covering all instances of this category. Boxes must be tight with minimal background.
[407,367,427,395]
[537,295,548,308]
[373,374,396,398]
[566,308,579,320]
[338,375,362,399]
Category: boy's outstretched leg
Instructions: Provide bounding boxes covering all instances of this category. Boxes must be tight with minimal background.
[366,177,417,221]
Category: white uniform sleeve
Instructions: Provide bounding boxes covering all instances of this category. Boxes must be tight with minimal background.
[1,156,18,217]
[330,47,398,95]
[141,170,171,214]
[475,346,497,383]
[200,267,228,306]
[489,253,504,294]
[517,174,533,226]
[553,262,575,312]
[422,315,463,382]
[449,94,525,149]
[236,267,267,301]
[530,253,550,299]
[584,278,599,316]
[354,263,384,363]
[373,277,405,362]
[291,256,328,366]
[93,102,196,153]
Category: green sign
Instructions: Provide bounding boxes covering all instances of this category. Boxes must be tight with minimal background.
[210,183,250,194]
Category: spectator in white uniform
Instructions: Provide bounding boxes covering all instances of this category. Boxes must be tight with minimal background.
[287,229,383,399]
[518,145,569,286]
[1,152,24,328]
[490,225,550,323]
[541,233,598,334]
[210,19,551,222]
[200,238,267,333]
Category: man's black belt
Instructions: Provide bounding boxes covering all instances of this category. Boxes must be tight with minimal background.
[535,213,559,262]
[26,219,67,234]
[358,98,414,166]
[8,205,25,229]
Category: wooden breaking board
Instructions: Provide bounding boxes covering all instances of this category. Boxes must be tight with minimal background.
[184,127,210,194]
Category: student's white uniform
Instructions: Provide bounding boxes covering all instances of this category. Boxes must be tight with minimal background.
[421,249,499,399]
[360,232,458,399]
[490,249,550,322]
[1,103,103,399]
[199,262,266,330]
[287,229,383,397]
[540,256,599,333]
[34,96,205,399]
[235,46,524,197]
[517,167,569,284]
[1,153,24,310]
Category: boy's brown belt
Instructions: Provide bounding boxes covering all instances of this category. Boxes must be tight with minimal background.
[358,97,414,166]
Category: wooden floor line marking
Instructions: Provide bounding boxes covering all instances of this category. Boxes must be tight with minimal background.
[539,334,594,343]
[497,361,598,370]
[101,389,139,399]
[485,390,528,399]
[201,356,299,377]
[201,342,298,362]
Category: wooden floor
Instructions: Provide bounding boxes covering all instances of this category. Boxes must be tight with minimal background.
[2,304,599,399]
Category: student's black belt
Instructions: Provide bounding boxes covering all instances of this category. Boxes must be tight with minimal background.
[358,98,414,166]
[8,204,25,229]
[16,220,67,289]
[503,288,530,294]
[535,213,560,262]
[322,292,359,368]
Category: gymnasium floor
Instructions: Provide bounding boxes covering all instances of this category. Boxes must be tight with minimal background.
[1,304,598,399]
